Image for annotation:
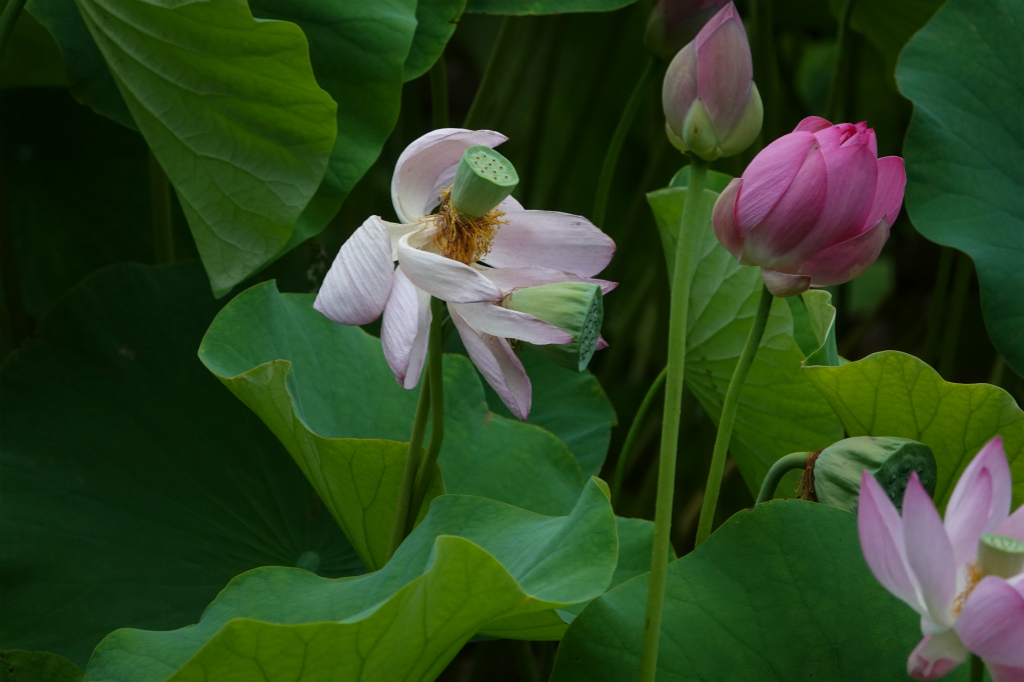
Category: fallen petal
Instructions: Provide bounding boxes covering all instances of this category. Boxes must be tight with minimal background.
[314,216,395,326]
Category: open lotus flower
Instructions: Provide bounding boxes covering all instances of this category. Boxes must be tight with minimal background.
[314,128,616,420]
[858,437,1024,681]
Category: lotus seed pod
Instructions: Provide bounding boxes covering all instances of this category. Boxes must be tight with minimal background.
[450,145,519,218]
[503,282,603,372]
[978,534,1024,579]
[812,436,937,513]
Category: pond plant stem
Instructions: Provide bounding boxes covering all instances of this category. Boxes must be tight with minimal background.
[755,451,811,504]
[408,297,447,531]
[610,365,667,508]
[463,17,513,130]
[637,156,708,682]
[695,283,773,547]
[970,654,983,682]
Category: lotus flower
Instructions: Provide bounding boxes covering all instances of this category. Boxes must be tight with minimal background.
[858,437,1024,681]
[313,128,616,420]
[713,116,906,297]
[661,2,762,160]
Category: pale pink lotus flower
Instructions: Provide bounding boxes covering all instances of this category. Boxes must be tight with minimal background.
[313,128,616,420]
[713,116,906,297]
[858,437,1024,681]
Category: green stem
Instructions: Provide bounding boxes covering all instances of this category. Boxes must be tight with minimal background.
[637,157,708,682]
[826,0,856,123]
[969,653,984,682]
[924,246,955,365]
[755,451,811,504]
[748,0,780,146]
[408,297,447,529]
[463,17,514,130]
[989,355,1006,387]
[0,0,28,62]
[939,251,973,378]
[387,372,430,560]
[513,640,541,682]
[592,56,654,227]
[695,283,773,547]
[430,55,449,129]
[149,153,175,264]
[610,366,667,508]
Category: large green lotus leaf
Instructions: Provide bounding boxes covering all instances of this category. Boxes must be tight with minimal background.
[898,0,1024,378]
[465,0,633,14]
[404,0,466,81]
[482,349,617,479]
[85,480,618,682]
[648,186,844,493]
[550,501,966,682]
[198,282,587,531]
[0,264,362,667]
[805,351,1024,508]
[70,0,338,296]
[0,650,83,682]
[28,0,420,279]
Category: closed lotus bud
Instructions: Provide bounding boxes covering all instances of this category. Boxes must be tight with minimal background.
[503,282,603,372]
[644,0,730,63]
[662,2,762,161]
[451,145,519,218]
[809,436,937,513]
[712,117,906,297]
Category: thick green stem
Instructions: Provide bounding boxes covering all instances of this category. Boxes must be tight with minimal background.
[610,366,667,508]
[592,56,654,228]
[463,17,515,130]
[0,0,28,62]
[149,153,175,264]
[637,157,708,682]
[408,297,447,529]
[969,654,984,682]
[695,283,773,547]
[755,451,811,504]
[826,0,856,123]
[924,247,955,365]
[387,373,430,559]
[939,251,973,378]
[430,55,449,129]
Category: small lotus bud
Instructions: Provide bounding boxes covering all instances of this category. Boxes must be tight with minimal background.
[450,145,519,218]
[644,0,730,63]
[977,534,1024,579]
[503,282,603,372]
[662,2,762,161]
[811,436,937,513]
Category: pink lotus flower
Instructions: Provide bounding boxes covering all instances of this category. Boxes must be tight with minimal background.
[313,128,616,420]
[713,116,906,297]
[662,2,762,161]
[858,437,1024,681]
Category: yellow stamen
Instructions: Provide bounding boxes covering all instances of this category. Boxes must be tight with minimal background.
[952,562,983,617]
[430,187,507,264]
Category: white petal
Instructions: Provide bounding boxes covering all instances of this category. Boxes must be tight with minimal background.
[381,269,431,389]
[450,306,531,420]
[313,216,394,326]
[479,266,618,295]
[449,302,572,345]
[391,129,508,224]
[382,220,423,260]
[397,233,502,303]
[485,210,615,277]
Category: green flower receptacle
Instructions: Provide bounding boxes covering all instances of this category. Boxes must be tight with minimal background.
[503,282,604,372]
[812,436,937,513]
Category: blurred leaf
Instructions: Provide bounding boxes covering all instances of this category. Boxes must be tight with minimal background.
[69,0,338,296]
[465,0,634,14]
[85,480,618,682]
[829,0,943,73]
[549,501,962,682]
[805,350,1024,508]
[0,264,362,667]
[0,650,83,682]
[404,0,466,80]
[0,7,66,88]
[802,289,840,367]
[482,349,617,478]
[898,0,1024,377]
[199,282,587,528]
[648,186,844,493]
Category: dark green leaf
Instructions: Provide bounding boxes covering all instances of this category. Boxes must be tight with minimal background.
[405,0,467,81]
[465,0,634,15]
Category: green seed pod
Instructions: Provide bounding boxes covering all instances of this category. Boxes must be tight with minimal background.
[978,534,1024,579]
[450,145,519,218]
[812,436,937,513]
[503,282,603,372]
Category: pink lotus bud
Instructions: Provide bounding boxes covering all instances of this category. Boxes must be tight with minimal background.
[644,0,730,63]
[662,2,762,161]
[712,116,907,297]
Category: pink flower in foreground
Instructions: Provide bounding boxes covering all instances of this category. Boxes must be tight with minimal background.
[858,437,1024,681]
[713,116,906,297]
[313,128,616,420]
